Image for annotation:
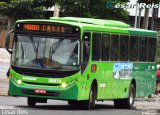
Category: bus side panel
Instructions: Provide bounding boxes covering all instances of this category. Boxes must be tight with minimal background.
[90,62,131,100]
[133,63,156,97]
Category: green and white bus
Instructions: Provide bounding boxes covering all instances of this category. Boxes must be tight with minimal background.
[5,17,157,109]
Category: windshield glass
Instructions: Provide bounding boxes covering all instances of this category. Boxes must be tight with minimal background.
[12,35,80,70]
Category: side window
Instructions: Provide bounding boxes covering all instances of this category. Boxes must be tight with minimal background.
[102,34,110,61]
[130,36,139,61]
[120,35,129,61]
[111,35,119,61]
[148,38,156,62]
[92,33,101,61]
[139,37,147,62]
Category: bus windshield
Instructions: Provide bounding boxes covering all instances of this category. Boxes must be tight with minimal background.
[12,35,80,71]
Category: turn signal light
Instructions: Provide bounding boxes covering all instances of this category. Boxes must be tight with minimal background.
[9,73,12,78]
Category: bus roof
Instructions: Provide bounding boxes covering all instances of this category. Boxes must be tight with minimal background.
[16,17,157,37]
[50,17,130,28]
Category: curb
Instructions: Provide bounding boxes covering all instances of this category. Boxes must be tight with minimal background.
[135,97,160,102]
[0,89,8,96]
[0,93,8,96]
[0,79,9,96]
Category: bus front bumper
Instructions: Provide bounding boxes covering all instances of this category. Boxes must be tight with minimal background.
[9,78,79,100]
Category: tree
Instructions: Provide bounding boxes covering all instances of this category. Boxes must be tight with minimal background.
[56,0,129,20]
[0,0,56,26]
[0,0,130,26]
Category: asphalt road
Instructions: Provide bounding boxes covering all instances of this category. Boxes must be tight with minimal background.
[0,96,160,115]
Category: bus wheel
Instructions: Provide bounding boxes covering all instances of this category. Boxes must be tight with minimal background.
[114,84,135,109]
[125,84,135,109]
[27,97,36,107]
[84,85,96,110]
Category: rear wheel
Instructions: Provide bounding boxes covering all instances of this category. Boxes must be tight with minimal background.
[27,97,36,107]
[125,84,135,109]
[114,84,135,109]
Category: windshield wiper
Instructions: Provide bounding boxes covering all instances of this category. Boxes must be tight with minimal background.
[49,39,64,62]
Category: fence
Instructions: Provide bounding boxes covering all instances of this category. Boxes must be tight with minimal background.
[0,26,13,48]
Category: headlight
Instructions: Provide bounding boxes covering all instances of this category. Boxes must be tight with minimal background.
[61,82,67,88]
[17,80,22,84]
[61,79,78,88]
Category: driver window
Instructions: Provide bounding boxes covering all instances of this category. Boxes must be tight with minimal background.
[83,32,90,63]
[81,32,90,73]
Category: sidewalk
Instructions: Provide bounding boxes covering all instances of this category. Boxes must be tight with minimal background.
[0,79,9,96]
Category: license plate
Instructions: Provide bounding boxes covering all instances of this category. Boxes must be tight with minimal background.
[35,89,46,94]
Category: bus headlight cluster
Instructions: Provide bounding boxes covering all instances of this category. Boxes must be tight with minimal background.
[61,82,68,88]
[12,77,22,85]
[61,79,78,88]
[17,80,22,84]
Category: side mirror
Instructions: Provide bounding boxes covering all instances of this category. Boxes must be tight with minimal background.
[5,29,14,54]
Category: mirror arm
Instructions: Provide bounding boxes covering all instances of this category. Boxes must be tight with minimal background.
[5,29,14,54]
[6,48,12,54]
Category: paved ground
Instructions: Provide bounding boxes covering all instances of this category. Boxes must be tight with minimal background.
[0,61,9,96]
[0,96,159,115]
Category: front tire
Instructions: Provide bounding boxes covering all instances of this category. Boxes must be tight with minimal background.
[83,85,96,110]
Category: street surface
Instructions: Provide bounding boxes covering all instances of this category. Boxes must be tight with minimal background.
[0,96,157,115]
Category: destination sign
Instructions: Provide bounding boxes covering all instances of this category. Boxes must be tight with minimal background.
[16,23,80,34]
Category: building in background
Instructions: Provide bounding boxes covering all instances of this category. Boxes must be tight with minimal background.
[0,15,7,26]
[0,15,8,48]
[124,0,160,30]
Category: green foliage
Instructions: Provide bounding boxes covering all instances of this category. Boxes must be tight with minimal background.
[0,0,56,20]
[0,0,129,24]
[57,0,129,20]
[138,0,160,3]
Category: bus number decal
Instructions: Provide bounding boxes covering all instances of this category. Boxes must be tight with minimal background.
[48,79,62,84]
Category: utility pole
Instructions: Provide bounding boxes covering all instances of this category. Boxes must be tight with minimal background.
[143,8,150,29]
[151,4,158,30]
[134,1,139,28]
[53,3,60,17]
[137,7,143,28]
